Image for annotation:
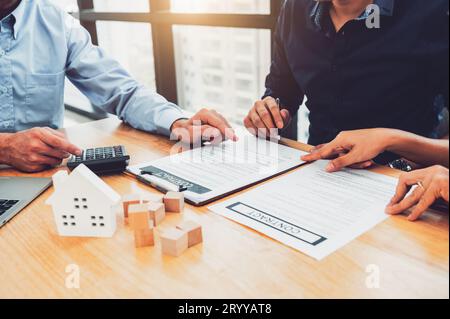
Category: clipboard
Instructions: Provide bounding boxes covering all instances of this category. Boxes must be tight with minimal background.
[131,164,305,207]
[126,137,309,206]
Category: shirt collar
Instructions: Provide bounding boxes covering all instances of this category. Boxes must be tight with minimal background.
[310,0,395,30]
[374,0,395,17]
[11,0,27,39]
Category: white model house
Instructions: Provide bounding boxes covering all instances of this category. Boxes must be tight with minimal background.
[46,164,121,238]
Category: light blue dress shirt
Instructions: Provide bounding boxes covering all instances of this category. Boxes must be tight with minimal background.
[0,0,185,135]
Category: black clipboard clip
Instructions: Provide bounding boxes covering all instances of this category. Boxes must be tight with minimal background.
[139,169,188,193]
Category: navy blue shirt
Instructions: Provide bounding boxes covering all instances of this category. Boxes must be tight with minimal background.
[265,0,449,149]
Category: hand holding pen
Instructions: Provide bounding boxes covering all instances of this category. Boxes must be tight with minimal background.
[243,96,291,138]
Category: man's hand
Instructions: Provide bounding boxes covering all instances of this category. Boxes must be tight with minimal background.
[301,129,396,172]
[385,166,449,221]
[243,97,291,137]
[171,108,238,144]
[0,127,82,173]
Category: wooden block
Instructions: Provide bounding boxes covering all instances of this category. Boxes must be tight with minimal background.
[122,194,141,219]
[134,227,154,248]
[160,229,188,257]
[123,200,140,218]
[122,194,150,225]
[177,220,203,248]
[128,204,151,230]
[148,202,166,226]
[164,192,185,213]
[123,200,140,225]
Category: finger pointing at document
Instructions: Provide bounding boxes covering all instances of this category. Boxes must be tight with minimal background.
[301,129,389,172]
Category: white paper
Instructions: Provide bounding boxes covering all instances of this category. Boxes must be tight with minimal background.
[209,160,399,260]
[128,133,308,204]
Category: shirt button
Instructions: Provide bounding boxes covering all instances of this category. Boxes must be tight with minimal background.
[0,50,5,57]
[0,86,7,95]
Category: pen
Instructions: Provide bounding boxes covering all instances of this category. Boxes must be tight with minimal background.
[139,171,187,192]
[275,98,282,140]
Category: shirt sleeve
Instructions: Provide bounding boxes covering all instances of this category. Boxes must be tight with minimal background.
[263,1,304,115]
[63,15,185,137]
[429,1,449,110]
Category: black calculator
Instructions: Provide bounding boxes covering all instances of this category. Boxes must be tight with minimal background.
[67,146,130,175]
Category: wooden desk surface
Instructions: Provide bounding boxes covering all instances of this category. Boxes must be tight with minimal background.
[0,118,448,299]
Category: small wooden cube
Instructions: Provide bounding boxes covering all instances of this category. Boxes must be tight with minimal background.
[134,227,155,248]
[148,202,166,226]
[128,204,151,230]
[176,220,203,248]
[164,192,185,213]
[122,193,141,219]
[161,229,188,257]
[122,194,151,225]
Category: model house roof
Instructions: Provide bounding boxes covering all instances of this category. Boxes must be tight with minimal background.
[46,164,121,205]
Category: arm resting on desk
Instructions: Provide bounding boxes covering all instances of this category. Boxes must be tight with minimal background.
[0,129,81,172]
[0,133,10,166]
[385,130,449,168]
[302,128,449,172]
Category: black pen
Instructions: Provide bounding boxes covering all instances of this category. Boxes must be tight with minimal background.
[275,98,282,140]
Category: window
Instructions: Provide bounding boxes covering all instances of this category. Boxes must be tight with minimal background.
[170,1,272,125]
[173,25,270,125]
[93,0,149,12]
[170,0,270,14]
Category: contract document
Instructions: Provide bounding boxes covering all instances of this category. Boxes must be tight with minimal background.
[127,135,308,206]
[209,161,399,260]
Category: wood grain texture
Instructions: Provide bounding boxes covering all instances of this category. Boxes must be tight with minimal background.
[0,118,448,299]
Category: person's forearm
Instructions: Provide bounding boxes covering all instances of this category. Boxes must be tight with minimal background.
[384,129,449,167]
[0,133,12,165]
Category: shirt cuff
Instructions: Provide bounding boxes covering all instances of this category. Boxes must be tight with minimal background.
[156,108,187,137]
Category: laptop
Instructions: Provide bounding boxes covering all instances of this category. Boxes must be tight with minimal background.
[0,177,52,228]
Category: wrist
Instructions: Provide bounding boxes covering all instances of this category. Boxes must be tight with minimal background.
[383,129,410,152]
[0,133,13,165]
[170,118,188,132]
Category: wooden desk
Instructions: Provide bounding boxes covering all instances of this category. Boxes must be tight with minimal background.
[0,118,448,299]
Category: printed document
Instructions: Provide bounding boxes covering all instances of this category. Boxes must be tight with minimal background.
[209,161,398,260]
